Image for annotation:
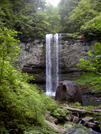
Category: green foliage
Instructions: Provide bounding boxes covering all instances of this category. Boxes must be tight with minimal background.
[0,0,101,36]
[77,42,101,72]
[68,0,98,32]
[77,39,101,91]
[58,0,101,33]
[75,73,98,86]
[40,92,58,112]
[0,69,58,132]
[93,112,101,127]
[0,0,62,37]
[45,5,62,33]
[58,0,80,32]
[83,105,94,113]
[0,0,51,38]
[0,64,58,130]
[68,102,81,108]
[0,28,59,133]
[83,106,101,127]
[92,42,101,72]
[74,102,81,107]
[13,1,50,37]
[75,72,101,92]
[1,77,43,124]
[98,105,101,108]
[0,28,20,83]
[0,7,6,27]
[80,13,101,37]
[0,0,15,29]
[24,124,61,134]
[66,32,79,38]
[52,108,69,119]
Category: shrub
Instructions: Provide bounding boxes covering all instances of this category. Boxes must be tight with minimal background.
[52,108,69,119]
[0,28,58,133]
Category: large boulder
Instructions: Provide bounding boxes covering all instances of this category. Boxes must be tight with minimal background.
[55,81,82,103]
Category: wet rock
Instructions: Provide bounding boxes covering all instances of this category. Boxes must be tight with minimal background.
[87,122,99,129]
[54,119,58,125]
[65,124,94,134]
[69,114,80,123]
[55,80,82,103]
[82,117,94,124]
[85,122,101,133]
[81,117,101,132]
[72,116,80,123]
[45,112,58,124]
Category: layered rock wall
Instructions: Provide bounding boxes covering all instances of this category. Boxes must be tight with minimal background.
[16,36,97,83]
[16,39,45,70]
[59,39,93,73]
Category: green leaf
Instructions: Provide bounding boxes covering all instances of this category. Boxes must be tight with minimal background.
[92,23,95,26]
[88,51,93,56]
[79,58,84,62]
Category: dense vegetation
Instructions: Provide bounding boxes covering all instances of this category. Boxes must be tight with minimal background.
[0,0,101,38]
[0,28,60,133]
[0,0,61,38]
[58,0,101,36]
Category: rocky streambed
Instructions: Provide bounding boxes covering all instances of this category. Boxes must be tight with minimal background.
[45,83,101,134]
[45,103,101,134]
[80,85,101,107]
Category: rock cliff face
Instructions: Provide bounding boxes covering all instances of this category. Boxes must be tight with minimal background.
[16,35,96,83]
[16,39,45,71]
[59,39,93,73]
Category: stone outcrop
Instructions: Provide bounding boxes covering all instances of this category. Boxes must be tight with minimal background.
[81,117,101,132]
[15,39,46,83]
[59,39,93,73]
[45,104,101,133]
[16,35,98,83]
[16,36,96,73]
[55,80,82,103]
[16,39,45,71]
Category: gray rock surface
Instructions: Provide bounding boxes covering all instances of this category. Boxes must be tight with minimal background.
[16,38,94,73]
[16,37,97,84]
[16,40,45,73]
[59,40,93,72]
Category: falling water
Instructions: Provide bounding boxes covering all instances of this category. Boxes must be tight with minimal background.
[46,33,59,96]
[46,34,52,95]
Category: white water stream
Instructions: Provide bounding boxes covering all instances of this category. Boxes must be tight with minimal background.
[46,33,60,96]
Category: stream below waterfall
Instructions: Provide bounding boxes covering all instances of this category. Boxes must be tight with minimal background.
[65,125,101,134]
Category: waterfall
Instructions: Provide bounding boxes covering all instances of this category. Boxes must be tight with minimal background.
[46,34,52,95]
[46,33,60,96]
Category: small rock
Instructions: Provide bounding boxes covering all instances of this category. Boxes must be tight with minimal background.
[82,117,94,124]
[87,122,98,129]
[54,119,58,125]
[73,116,80,123]
[45,112,58,123]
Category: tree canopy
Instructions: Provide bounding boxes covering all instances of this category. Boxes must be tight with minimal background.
[0,0,61,38]
[0,0,101,37]
[58,0,101,37]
